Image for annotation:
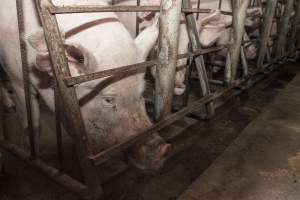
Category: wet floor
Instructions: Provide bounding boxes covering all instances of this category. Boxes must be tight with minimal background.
[0,65,298,200]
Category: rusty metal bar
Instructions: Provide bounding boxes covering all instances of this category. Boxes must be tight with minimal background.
[275,0,295,59]
[183,0,215,118]
[0,140,90,198]
[64,46,224,87]
[54,85,64,172]
[135,0,141,36]
[288,0,300,54]
[257,0,278,69]
[154,0,183,120]
[48,5,232,15]
[225,0,250,85]
[16,0,36,157]
[35,0,102,199]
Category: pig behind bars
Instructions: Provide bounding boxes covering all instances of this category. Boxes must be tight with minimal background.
[115,0,261,95]
[0,0,171,171]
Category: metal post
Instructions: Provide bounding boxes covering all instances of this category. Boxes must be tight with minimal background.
[155,0,182,121]
[35,0,102,199]
[16,0,37,157]
[288,0,300,54]
[257,0,278,69]
[275,0,294,59]
[183,0,215,118]
[225,0,250,84]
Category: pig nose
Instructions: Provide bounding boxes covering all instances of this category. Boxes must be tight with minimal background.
[246,46,257,59]
[174,83,186,95]
[152,143,172,170]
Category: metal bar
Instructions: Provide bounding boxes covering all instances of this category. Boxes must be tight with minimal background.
[0,81,3,141]
[35,1,102,199]
[48,5,232,15]
[183,0,215,118]
[54,85,64,172]
[196,0,200,19]
[135,0,141,36]
[154,0,183,121]
[275,0,294,59]
[64,46,225,87]
[256,0,278,69]
[0,141,90,198]
[288,0,300,54]
[225,0,250,84]
[16,0,36,157]
[240,46,249,77]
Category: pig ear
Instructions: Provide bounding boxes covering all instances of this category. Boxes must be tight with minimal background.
[27,29,48,52]
[138,0,161,20]
[246,7,262,17]
[134,14,159,61]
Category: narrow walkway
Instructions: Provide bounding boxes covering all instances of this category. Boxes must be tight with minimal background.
[178,74,300,200]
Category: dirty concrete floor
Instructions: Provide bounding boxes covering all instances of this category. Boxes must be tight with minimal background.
[0,66,298,200]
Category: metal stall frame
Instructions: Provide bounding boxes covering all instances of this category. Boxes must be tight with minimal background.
[0,0,299,199]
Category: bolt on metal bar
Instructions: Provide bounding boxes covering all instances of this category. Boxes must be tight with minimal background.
[16,0,36,157]
[225,0,250,85]
[257,0,278,69]
[48,5,232,15]
[154,0,183,121]
[64,46,225,87]
[35,0,102,198]
[275,0,294,59]
[183,0,215,118]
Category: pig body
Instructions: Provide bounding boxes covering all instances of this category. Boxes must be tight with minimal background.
[0,0,170,170]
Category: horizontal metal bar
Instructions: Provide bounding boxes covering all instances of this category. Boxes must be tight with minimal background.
[49,5,232,15]
[0,141,90,199]
[64,46,225,86]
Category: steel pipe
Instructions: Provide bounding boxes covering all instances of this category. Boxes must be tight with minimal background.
[275,0,295,59]
[256,0,278,69]
[48,5,232,15]
[225,0,250,84]
[154,0,183,121]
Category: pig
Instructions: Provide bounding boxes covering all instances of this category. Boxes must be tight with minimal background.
[114,0,261,95]
[0,0,171,171]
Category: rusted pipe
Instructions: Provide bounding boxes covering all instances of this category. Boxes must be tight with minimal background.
[155,0,183,121]
[257,0,278,69]
[225,0,250,84]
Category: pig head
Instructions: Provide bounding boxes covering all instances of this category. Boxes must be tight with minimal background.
[27,18,170,171]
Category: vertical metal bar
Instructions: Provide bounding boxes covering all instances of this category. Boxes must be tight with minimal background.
[54,85,63,172]
[288,0,300,54]
[257,0,278,69]
[275,0,294,59]
[136,0,141,36]
[218,0,223,10]
[0,81,4,141]
[35,1,102,199]
[182,58,193,108]
[183,0,215,118]
[240,46,248,77]
[16,0,36,157]
[225,0,250,84]
[155,0,183,121]
[196,0,200,20]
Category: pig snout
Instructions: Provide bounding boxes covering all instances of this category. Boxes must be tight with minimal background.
[131,135,172,171]
[174,83,186,96]
[246,45,257,60]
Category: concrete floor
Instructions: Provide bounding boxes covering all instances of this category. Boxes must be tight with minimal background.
[179,73,300,200]
[0,67,298,200]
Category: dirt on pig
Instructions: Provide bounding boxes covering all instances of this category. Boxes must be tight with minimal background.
[0,67,298,200]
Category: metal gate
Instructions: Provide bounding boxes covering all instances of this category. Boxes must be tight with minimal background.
[0,0,300,199]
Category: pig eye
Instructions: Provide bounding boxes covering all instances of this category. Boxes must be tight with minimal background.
[102,96,116,108]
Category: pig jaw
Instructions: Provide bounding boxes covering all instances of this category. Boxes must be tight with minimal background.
[131,134,172,171]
